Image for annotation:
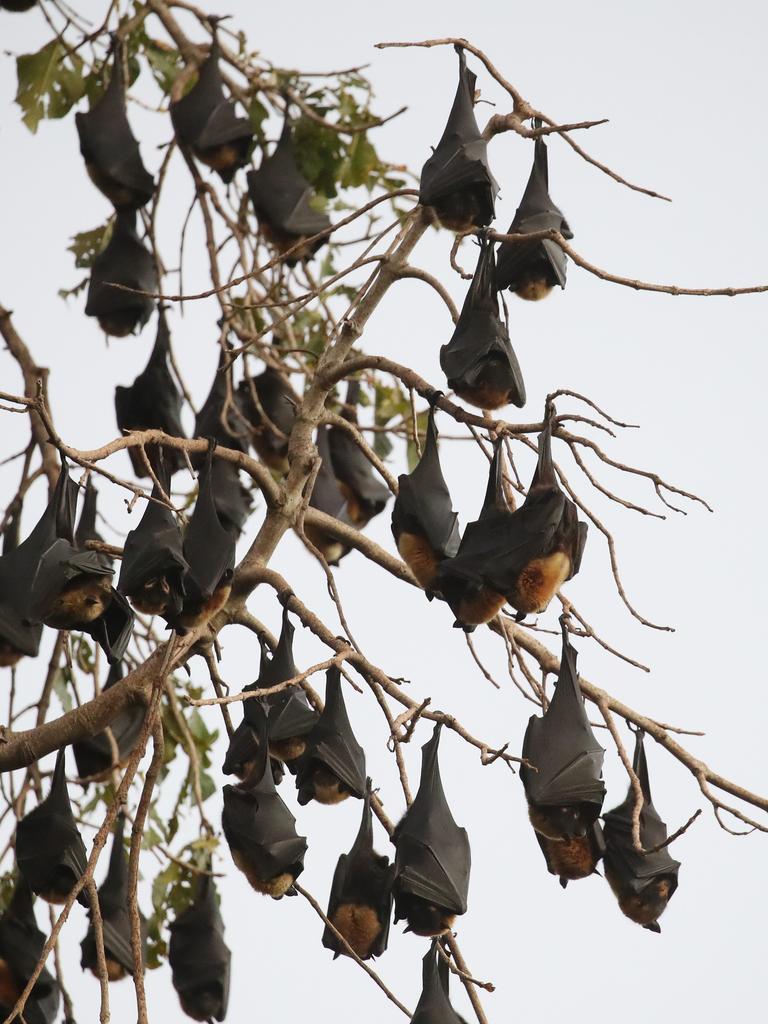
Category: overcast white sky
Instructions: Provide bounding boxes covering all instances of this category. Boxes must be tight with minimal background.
[1,2,767,1022]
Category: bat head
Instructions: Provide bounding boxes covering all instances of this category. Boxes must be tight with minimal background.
[529,802,594,841]
[398,893,455,937]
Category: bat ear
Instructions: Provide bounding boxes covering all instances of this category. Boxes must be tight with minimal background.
[644,921,661,934]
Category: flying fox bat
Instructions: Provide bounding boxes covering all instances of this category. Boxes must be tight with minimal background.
[168,443,235,633]
[305,425,354,565]
[434,441,511,630]
[81,815,147,981]
[29,468,113,626]
[193,349,250,463]
[10,463,78,627]
[209,458,252,537]
[243,604,318,765]
[238,355,298,473]
[75,37,155,210]
[391,404,461,595]
[247,115,331,264]
[602,729,681,932]
[18,464,132,661]
[419,45,498,232]
[21,468,132,660]
[72,662,145,783]
[0,495,44,666]
[437,413,587,629]
[224,604,315,776]
[495,134,573,301]
[412,941,467,1024]
[114,309,185,477]
[85,210,157,337]
[295,664,366,806]
[327,381,390,527]
[439,236,526,410]
[521,620,606,886]
[170,27,253,183]
[0,881,60,1024]
[16,747,88,906]
[168,873,231,1022]
[222,706,307,897]
[393,723,471,936]
[323,779,395,961]
[117,457,188,619]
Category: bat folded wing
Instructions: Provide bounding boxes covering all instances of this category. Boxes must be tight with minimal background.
[420,142,493,203]
[395,836,469,915]
[196,102,253,150]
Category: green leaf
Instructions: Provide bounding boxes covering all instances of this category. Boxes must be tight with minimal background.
[16,41,86,133]
[374,432,394,460]
[339,133,379,190]
[199,770,216,802]
[0,873,17,913]
[58,277,89,302]
[151,862,179,914]
[142,828,163,851]
[293,116,343,199]
[374,381,408,428]
[249,95,269,139]
[67,220,113,270]
[72,634,95,674]
[187,709,216,748]
[142,37,182,94]
[52,667,72,713]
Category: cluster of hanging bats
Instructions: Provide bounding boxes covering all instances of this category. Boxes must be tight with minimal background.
[0,15,682,1022]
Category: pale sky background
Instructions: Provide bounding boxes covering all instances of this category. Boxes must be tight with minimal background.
[1,2,767,1022]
